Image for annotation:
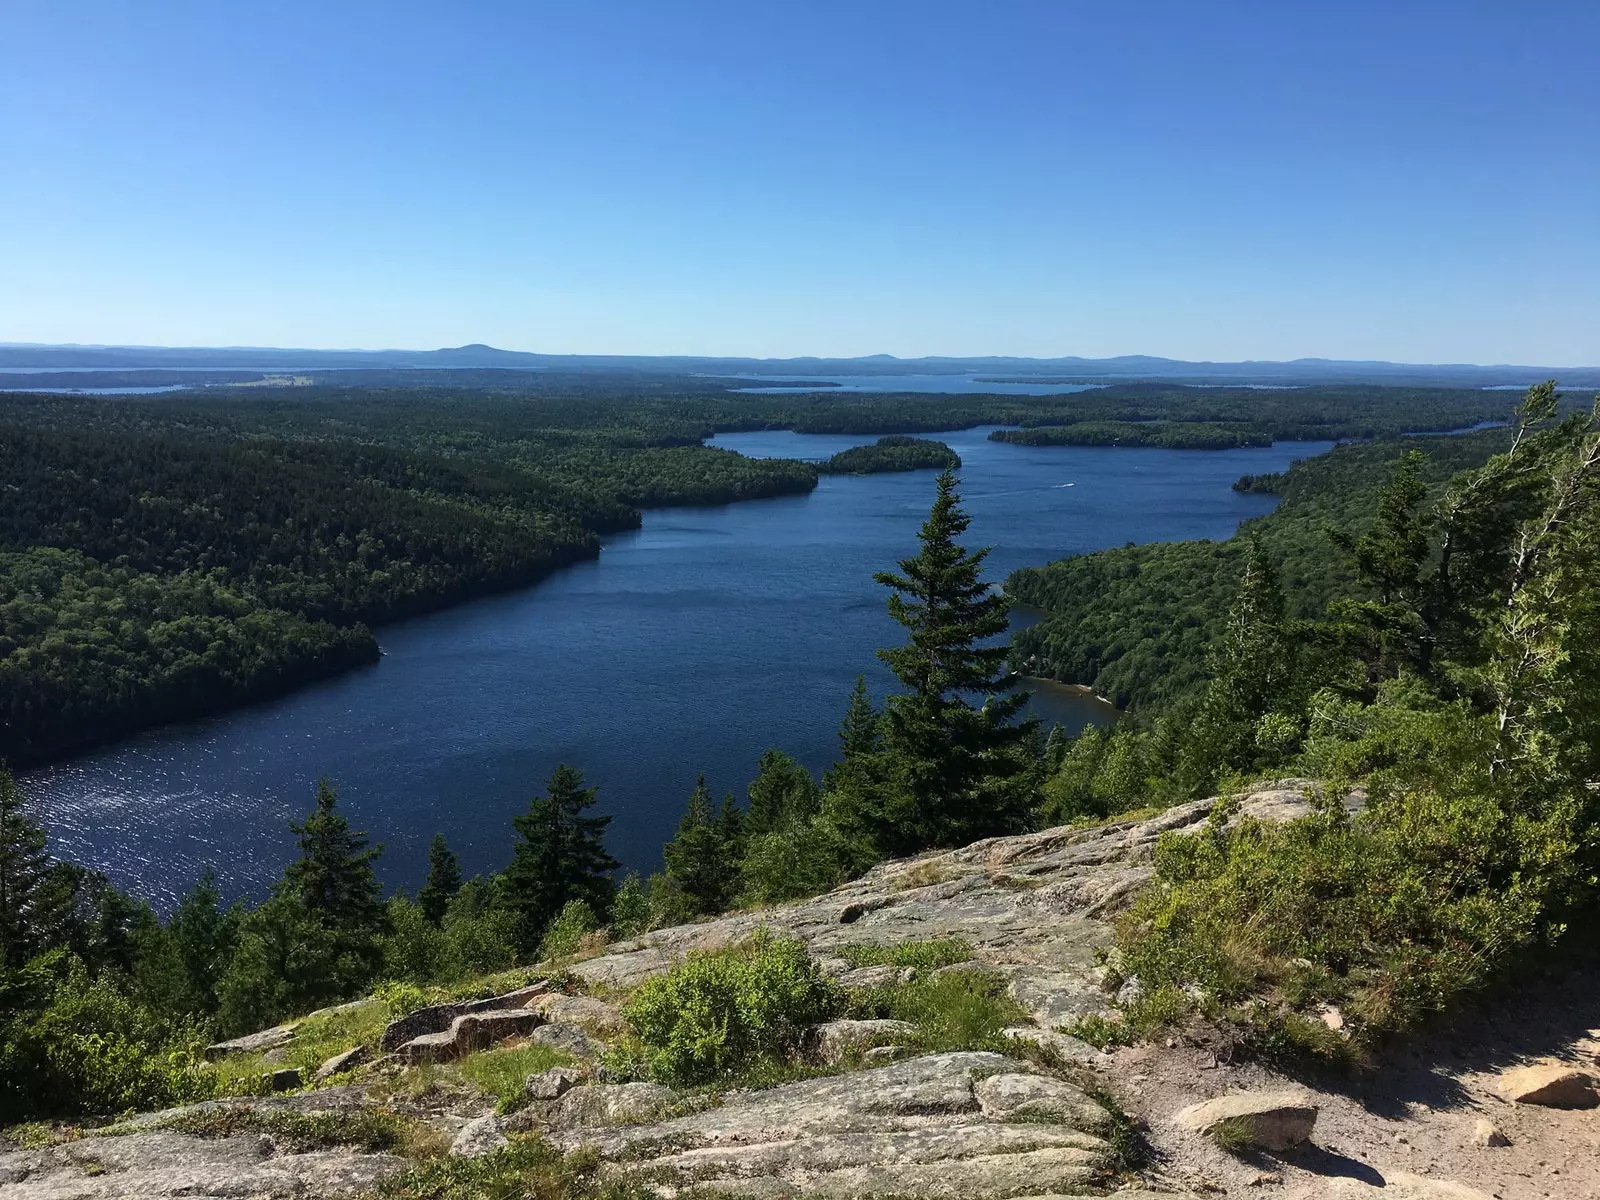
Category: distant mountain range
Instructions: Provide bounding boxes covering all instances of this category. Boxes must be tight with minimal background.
[2,342,1597,389]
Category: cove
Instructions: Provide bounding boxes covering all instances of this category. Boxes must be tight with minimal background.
[19,426,1333,908]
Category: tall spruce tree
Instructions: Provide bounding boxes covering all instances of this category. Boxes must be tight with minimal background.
[285,779,385,938]
[854,470,1036,851]
[168,867,239,1014]
[0,766,52,968]
[503,764,618,954]
[662,775,736,914]
[418,833,462,925]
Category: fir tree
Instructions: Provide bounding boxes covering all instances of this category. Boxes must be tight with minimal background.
[0,766,53,968]
[745,750,820,837]
[285,779,385,939]
[663,775,736,914]
[502,764,618,954]
[168,867,240,1013]
[418,834,462,925]
[855,470,1036,851]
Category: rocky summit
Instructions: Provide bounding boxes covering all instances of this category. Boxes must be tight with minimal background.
[4,779,1589,1200]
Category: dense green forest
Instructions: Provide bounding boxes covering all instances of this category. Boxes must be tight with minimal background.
[991,420,1272,449]
[820,435,960,473]
[1008,428,1516,709]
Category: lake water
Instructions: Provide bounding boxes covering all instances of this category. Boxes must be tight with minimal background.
[19,427,1332,909]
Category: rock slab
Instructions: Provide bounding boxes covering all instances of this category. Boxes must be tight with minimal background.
[1173,1089,1319,1150]
[1494,1061,1597,1107]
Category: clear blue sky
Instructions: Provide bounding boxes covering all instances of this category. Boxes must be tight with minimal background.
[3,1,1596,363]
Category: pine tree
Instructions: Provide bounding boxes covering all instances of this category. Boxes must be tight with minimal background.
[502,764,618,954]
[663,775,735,914]
[418,834,462,925]
[0,766,52,968]
[285,779,385,938]
[863,470,1037,851]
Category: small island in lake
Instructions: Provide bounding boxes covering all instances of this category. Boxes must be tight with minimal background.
[820,435,962,473]
[990,420,1272,450]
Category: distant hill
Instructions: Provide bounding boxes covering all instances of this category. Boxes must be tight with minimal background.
[2,341,1596,389]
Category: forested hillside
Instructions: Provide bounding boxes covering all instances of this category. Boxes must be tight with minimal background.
[1008,429,1514,709]
[0,377,1552,762]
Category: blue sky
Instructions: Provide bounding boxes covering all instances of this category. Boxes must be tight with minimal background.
[3,1,1596,363]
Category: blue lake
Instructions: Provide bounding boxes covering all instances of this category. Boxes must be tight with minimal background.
[19,427,1332,908]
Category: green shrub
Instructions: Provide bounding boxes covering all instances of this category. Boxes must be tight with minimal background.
[539,900,600,964]
[847,969,1026,1053]
[622,934,843,1086]
[0,958,214,1119]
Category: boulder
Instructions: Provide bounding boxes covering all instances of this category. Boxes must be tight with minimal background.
[525,1066,583,1101]
[863,1044,910,1064]
[1173,1090,1319,1151]
[378,985,551,1051]
[553,1082,676,1127]
[834,964,910,989]
[531,993,626,1037]
[1494,1061,1598,1107]
[1000,1026,1105,1065]
[529,1022,606,1059]
[314,1046,368,1083]
[397,1031,457,1064]
[260,1067,302,1093]
[974,1072,1112,1134]
[450,1114,509,1158]
[203,1025,297,1062]
[1469,1117,1509,1147]
[806,1018,918,1064]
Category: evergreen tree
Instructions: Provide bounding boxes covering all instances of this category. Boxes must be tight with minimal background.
[502,764,618,954]
[663,775,736,914]
[745,750,820,837]
[285,779,385,938]
[418,834,462,925]
[851,470,1036,851]
[1043,725,1069,774]
[167,867,239,1013]
[0,767,53,968]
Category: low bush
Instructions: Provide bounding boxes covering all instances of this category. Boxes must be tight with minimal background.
[848,969,1026,1053]
[621,934,843,1086]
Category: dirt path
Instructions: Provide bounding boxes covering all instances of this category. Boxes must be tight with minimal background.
[1111,965,1600,1198]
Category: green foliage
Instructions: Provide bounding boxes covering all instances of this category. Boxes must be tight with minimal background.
[992,421,1271,449]
[622,934,844,1087]
[829,470,1037,855]
[0,955,212,1120]
[503,765,618,955]
[538,900,601,964]
[847,968,1027,1053]
[662,776,737,915]
[1009,429,1518,710]
[821,435,961,474]
[608,873,650,940]
[460,1044,573,1114]
[419,835,463,926]
[0,767,56,968]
